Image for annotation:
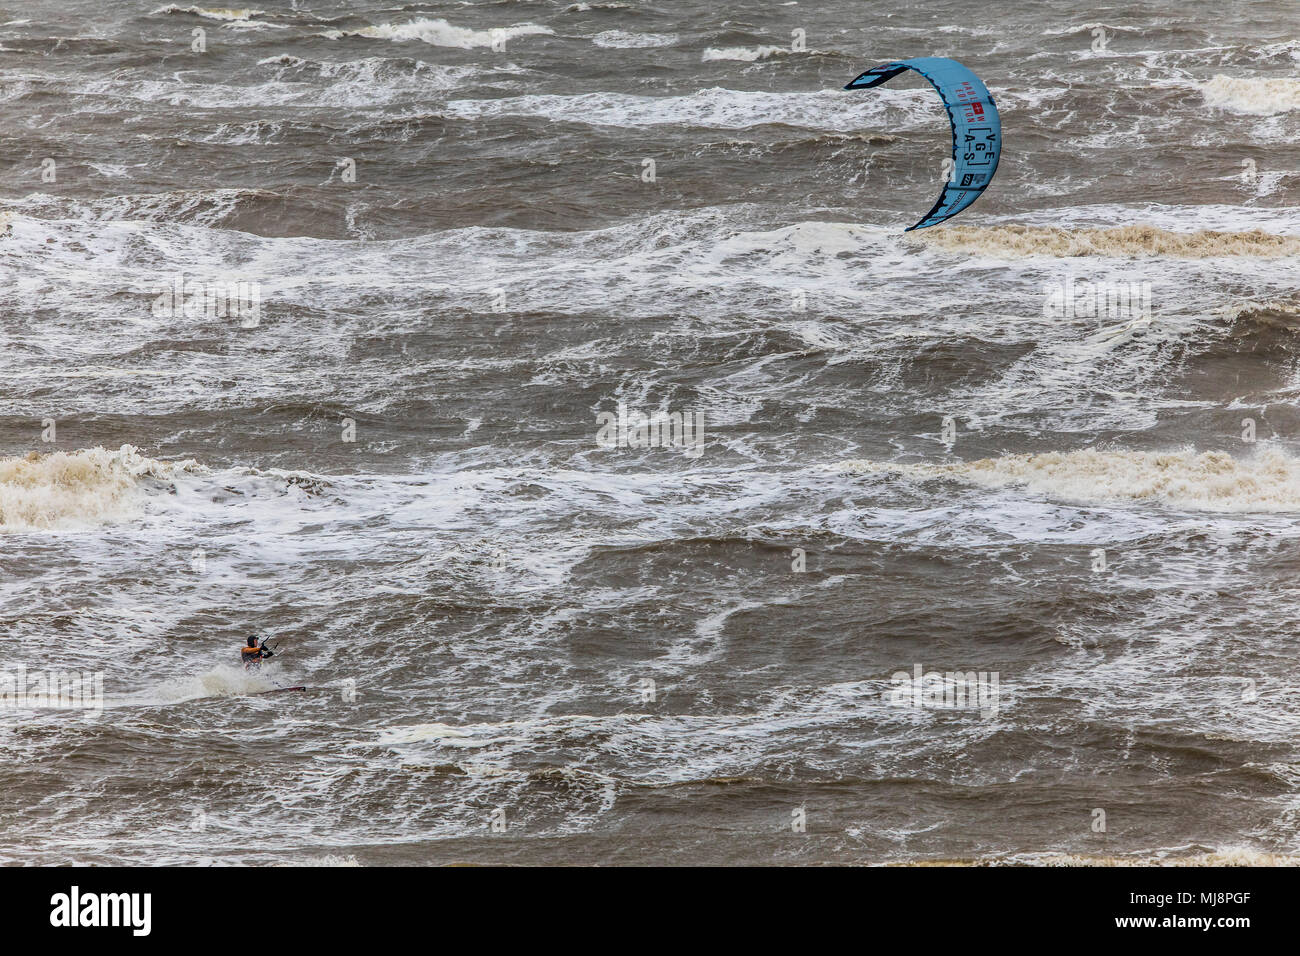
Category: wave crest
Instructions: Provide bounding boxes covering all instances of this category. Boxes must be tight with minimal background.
[913,224,1300,258]
[322,17,552,49]
[0,445,201,532]
[842,448,1300,513]
[1197,75,1300,115]
[152,5,263,20]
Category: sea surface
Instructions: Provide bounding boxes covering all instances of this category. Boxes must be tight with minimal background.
[1,0,1299,865]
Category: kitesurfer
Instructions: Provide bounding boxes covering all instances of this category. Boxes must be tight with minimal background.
[241,635,274,670]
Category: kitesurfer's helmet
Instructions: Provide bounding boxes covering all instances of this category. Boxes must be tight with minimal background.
[247,636,258,647]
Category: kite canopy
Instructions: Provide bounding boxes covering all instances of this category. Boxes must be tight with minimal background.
[844,56,1001,231]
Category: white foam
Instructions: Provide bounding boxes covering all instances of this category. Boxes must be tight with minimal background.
[0,445,202,532]
[142,664,279,704]
[842,447,1300,513]
[67,56,477,109]
[151,5,263,20]
[1197,74,1300,114]
[321,17,552,49]
[443,86,934,130]
[701,45,791,62]
[592,30,677,49]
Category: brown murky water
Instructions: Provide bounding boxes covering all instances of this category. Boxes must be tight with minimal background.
[1,0,1299,865]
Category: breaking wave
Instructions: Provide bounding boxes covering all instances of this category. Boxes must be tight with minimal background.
[1197,74,1300,115]
[152,5,264,20]
[913,224,1300,258]
[0,445,201,532]
[702,46,792,62]
[841,448,1300,513]
[321,17,553,49]
[592,31,677,49]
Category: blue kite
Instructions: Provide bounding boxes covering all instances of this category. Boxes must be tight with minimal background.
[844,57,1001,230]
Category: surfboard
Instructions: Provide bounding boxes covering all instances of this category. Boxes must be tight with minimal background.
[254,685,307,695]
